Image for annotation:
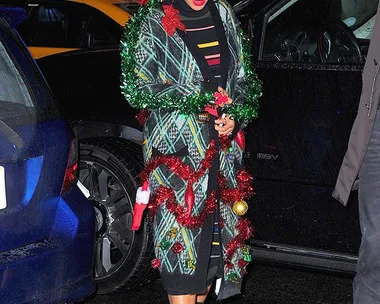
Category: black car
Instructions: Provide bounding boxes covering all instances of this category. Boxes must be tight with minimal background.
[11,0,379,294]
[237,0,378,273]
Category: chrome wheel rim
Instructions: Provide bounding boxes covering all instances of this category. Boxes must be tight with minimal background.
[79,159,134,280]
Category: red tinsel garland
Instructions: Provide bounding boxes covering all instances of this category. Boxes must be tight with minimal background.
[148,186,217,229]
[225,218,254,265]
[219,135,232,151]
[147,186,173,215]
[140,140,217,183]
[218,170,254,267]
[142,138,255,268]
[141,140,217,225]
[218,170,255,205]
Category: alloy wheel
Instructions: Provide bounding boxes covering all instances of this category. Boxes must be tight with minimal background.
[79,160,135,280]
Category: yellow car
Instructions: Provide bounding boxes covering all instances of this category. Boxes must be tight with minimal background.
[18,0,136,59]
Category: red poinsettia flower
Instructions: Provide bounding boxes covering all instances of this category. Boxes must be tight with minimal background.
[162,4,186,37]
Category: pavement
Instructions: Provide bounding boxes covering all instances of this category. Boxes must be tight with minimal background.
[84,264,354,304]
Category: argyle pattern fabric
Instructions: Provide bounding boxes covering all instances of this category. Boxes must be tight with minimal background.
[135,9,204,97]
[135,0,246,110]
[131,0,250,296]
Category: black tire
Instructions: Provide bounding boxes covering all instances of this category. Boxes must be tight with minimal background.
[78,137,156,294]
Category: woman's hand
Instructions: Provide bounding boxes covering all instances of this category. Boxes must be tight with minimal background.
[215,114,235,136]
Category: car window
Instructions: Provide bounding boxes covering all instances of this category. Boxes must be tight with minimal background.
[261,0,379,64]
[18,3,82,48]
[114,3,140,15]
[261,0,321,63]
[0,24,59,123]
[331,0,379,39]
[18,2,122,49]
[0,40,34,121]
[82,8,122,48]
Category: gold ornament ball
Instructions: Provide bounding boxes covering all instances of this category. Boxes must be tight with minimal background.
[232,200,248,216]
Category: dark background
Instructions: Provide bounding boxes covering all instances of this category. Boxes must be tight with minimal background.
[84,264,354,304]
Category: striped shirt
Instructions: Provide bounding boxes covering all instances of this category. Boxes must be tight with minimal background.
[177,3,224,86]
[175,1,223,266]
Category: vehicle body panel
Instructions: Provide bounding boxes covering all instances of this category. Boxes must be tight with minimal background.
[36,48,139,128]
[0,12,95,304]
[246,63,362,253]
[235,0,379,270]
[29,46,79,59]
[19,0,131,58]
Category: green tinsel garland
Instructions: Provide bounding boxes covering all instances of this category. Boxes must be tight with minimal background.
[120,0,262,122]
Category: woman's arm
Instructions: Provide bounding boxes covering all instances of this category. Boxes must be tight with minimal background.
[222,2,261,130]
[227,9,247,126]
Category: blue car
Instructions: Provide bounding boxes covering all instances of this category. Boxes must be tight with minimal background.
[0,7,96,304]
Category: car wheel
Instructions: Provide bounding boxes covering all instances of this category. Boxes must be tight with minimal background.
[78,138,156,294]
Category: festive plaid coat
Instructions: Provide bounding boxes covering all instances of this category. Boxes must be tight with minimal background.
[131,0,253,299]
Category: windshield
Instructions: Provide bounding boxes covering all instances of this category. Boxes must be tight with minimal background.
[115,3,140,14]
[331,0,379,38]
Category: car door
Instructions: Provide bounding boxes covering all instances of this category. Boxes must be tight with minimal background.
[0,17,66,255]
[16,1,81,58]
[240,0,378,271]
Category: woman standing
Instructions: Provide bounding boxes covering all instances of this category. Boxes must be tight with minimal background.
[121,0,262,302]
